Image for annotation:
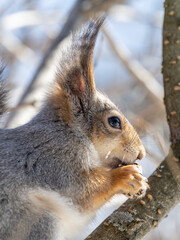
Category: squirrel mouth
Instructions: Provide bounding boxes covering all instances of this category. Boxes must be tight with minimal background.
[108,157,128,169]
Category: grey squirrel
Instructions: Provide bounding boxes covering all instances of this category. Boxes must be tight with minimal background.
[0,17,148,240]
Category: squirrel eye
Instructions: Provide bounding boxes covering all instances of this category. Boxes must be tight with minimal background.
[108,116,121,129]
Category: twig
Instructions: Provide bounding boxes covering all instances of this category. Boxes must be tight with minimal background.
[19,0,84,104]
[7,101,37,112]
[0,31,38,63]
[102,27,164,106]
[82,0,125,18]
[4,0,84,128]
[1,10,62,30]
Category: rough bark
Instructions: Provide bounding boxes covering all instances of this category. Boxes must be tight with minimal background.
[85,0,180,239]
[163,0,180,159]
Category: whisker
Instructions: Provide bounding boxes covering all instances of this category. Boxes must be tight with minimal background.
[130,131,138,146]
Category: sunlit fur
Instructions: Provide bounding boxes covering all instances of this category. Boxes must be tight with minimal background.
[90,92,145,169]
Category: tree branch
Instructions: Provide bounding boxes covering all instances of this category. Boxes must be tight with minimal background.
[82,0,124,18]
[163,0,180,158]
[0,31,38,63]
[4,0,84,128]
[16,0,84,105]
[102,27,164,107]
[86,151,180,240]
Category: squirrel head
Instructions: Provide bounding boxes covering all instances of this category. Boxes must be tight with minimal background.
[49,16,145,169]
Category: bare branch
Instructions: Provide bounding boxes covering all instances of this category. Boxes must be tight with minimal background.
[19,0,84,103]
[86,151,180,240]
[82,0,125,18]
[1,10,62,30]
[7,101,37,112]
[102,27,164,106]
[0,31,38,63]
[4,0,84,128]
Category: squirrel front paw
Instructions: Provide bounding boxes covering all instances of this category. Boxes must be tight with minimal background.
[111,164,149,199]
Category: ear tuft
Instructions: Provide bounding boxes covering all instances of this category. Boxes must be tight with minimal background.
[51,15,105,117]
[75,15,106,62]
[56,15,105,96]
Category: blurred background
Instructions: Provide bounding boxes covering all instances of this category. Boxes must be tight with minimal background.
[0,0,179,239]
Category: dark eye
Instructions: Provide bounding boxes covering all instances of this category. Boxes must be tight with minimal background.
[108,116,121,129]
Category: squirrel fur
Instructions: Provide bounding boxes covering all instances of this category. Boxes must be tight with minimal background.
[0,17,148,240]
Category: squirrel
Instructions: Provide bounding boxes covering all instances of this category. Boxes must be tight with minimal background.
[0,17,148,240]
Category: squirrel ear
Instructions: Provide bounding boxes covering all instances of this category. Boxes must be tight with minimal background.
[65,68,85,97]
[55,16,105,99]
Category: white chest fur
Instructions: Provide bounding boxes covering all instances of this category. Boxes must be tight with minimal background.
[28,188,93,240]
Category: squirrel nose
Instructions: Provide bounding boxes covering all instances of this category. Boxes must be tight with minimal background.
[137,150,145,160]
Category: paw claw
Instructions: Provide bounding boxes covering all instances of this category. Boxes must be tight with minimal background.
[112,165,148,199]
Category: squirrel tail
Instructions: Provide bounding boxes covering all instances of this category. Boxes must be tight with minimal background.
[0,67,7,117]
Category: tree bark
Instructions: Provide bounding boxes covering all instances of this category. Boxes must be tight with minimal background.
[85,0,180,239]
[163,0,180,159]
